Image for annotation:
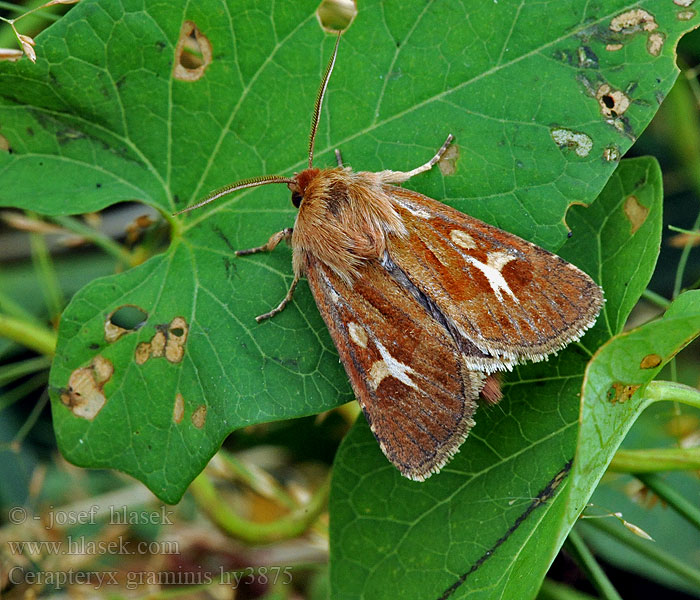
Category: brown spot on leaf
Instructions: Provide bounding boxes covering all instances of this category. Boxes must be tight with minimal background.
[646,32,665,56]
[624,195,648,234]
[603,145,621,162]
[60,356,114,420]
[173,21,212,82]
[640,354,662,369]
[165,317,188,363]
[0,133,10,152]
[610,9,658,33]
[607,382,641,404]
[105,305,147,343]
[150,329,167,357]
[316,0,357,32]
[191,404,207,428]
[134,316,189,364]
[135,342,151,365]
[606,43,624,51]
[674,0,695,7]
[597,84,630,118]
[438,143,459,175]
[678,9,696,20]
[173,393,185,424]
[551,127,593,157]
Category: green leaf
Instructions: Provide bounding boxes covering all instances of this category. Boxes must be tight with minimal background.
[0,0,696,503]
[564,291,700,528]
[329,156,664,599]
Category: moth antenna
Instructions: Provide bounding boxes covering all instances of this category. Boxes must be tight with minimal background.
[174,175,294,215]
[308,32,342,168]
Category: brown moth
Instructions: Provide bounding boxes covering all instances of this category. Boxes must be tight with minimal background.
[179,34,604,481]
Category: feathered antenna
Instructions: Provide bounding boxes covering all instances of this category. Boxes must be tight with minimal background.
[174,175,294,215]
[307,32,342,168]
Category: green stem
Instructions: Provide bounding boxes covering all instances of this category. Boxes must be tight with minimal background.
[537,579,598,600]
[0,289,45,329]
[584,517,700,590]
[0,313,56,356]
[644,380,700,408]
[218,450,298,511]
[0,0,61,47]
[634,473,700,531]
[29,228,64,321]
[673,211,700,299]
[640,289,671,309]
[50,214,135,267]
[564,528,622,600]
[0,356,52,387]
[0,372,48,412]
[7,389,49,447]
[189,471,330,544]
[668,224,700,236]
[609,448,700,472]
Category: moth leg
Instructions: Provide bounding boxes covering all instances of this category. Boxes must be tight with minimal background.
[334,148,344,167]
[377,134,454,184]
[235,228,293,256]
[255,273,300,322]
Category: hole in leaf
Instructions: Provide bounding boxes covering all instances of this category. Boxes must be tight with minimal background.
[601,94,615,109]
[316,0,357,32]
[109,305,148,330]
[173,21,213,82]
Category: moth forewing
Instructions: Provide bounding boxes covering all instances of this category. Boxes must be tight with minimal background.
[305,256,481,481]
[387,188,604,367]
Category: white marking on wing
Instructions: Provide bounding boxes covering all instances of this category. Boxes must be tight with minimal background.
[369,340,419,391]
[451,229,477,249]
[465,251,519,303]
[348,322,368,348]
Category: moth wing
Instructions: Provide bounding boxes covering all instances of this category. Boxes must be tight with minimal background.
[305,255,483,481]
[388,187,604,370]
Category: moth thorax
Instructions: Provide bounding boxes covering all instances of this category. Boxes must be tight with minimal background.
[291,168,404,283]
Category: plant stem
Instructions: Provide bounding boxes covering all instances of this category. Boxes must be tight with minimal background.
[634,473,700,531]
[564,528,622,600]
[644,380,700,408]
[537,579,598,600]
[0,372,48,412]
[50,214,135,267]
[609,447,700,472]
[640,289,671,309]
[0,289,45,329]
[189,470,330,544]
[29,228,64,322]
[217,450,298,511]
[0,313,56,356]
[9,388,49,447]
[584,517,700,590]
[0,356,52,387]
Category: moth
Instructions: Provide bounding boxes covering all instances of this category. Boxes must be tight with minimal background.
[179,34,604,481]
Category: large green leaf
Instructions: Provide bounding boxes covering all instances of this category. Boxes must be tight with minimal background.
[0,0,696,503]
[329,156,664,599]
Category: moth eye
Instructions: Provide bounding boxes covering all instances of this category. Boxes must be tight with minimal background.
[291,191,302,208]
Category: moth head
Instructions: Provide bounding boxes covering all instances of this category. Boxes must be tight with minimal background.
[288,168,321,209]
